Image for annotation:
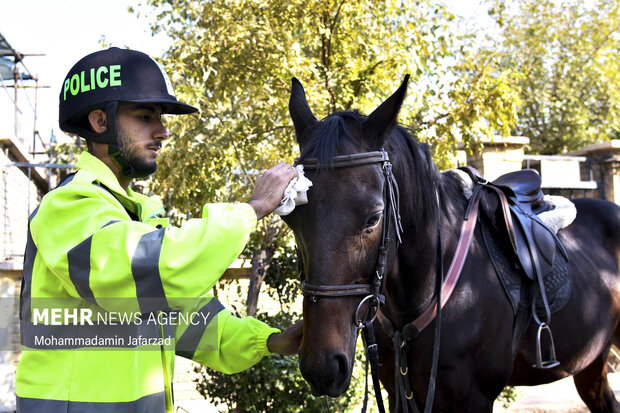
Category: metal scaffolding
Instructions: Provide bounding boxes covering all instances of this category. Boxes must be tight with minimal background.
[1,31,69,196]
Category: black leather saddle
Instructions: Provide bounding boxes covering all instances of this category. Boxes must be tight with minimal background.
[458,167,571,368]
[460,167,568,283]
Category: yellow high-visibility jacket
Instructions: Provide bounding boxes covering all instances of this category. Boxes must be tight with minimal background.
[16,151,279,412]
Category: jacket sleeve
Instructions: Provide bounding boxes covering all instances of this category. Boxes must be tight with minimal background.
[30,180,257,314]
[174,294,279,374]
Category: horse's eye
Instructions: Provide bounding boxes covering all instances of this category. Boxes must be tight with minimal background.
[364,213,382,232]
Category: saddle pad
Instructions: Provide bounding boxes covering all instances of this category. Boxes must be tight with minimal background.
[480,218,571,316]
[537,195,577,233]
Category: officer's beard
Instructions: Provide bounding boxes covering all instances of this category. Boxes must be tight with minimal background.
[116,125,158,178]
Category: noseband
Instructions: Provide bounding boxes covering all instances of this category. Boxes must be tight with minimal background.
[296,149,403,326]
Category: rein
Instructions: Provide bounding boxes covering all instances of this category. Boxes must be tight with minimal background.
[377,187,480,413]
[296,149,480,413]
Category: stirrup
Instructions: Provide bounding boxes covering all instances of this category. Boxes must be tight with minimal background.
[533,322,560,369]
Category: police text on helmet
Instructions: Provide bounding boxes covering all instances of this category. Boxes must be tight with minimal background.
[63,65,122,101]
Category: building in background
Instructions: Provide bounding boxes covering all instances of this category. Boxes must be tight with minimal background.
[0,31,59,413]
[454,135,620,202]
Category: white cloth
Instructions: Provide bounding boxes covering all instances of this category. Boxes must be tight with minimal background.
[274,165,313,216]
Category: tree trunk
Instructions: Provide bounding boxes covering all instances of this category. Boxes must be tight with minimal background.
[246,216,283,316]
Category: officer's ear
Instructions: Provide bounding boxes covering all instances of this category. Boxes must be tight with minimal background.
[88,109,107,134]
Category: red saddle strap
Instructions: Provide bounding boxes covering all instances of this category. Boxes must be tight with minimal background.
[410,192,481,332]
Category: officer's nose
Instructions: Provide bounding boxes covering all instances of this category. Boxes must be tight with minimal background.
[154,120,169,141]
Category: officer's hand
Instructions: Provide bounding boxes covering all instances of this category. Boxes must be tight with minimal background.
[267,319,303,356]
[248,162,299,220]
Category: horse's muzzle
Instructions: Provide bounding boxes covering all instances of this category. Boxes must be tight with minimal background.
[299,351,353,397]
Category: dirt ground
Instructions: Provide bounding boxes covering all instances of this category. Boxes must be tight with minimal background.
[494,373,620,412]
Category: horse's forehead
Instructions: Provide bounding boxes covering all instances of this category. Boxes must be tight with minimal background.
[306,166,383,199]
[291,169,384,241]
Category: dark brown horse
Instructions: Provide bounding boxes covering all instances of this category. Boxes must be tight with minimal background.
[283,76,620,412]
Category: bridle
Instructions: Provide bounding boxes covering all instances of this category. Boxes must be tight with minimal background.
[296,149,402,413]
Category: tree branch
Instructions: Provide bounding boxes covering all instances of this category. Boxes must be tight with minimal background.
[214,112,256,186]
[411,112,450,130]
[345,60,384,109]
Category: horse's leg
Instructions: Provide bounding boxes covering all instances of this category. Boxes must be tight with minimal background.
[458,389,495,413]
[573,275,620,413]
[573,341,620,413]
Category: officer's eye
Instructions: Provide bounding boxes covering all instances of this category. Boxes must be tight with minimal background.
[137,113,154,121]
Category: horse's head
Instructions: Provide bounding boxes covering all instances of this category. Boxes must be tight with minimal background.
[284,76,409,396]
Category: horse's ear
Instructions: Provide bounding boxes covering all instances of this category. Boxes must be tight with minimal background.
[363,74,410,148]
[289,77,317,144]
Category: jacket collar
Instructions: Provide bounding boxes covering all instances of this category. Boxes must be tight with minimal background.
[75,151,164,220]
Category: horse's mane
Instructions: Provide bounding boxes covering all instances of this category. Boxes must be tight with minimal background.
[298,111,441,227]
[387,126,441,225]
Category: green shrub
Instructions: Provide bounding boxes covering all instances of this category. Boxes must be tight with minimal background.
[497,386,517,408]
[193,312,358,412]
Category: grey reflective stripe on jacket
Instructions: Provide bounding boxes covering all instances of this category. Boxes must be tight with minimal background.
[176,298,225,359]
[131,228,169,313]
[16,391,166,413]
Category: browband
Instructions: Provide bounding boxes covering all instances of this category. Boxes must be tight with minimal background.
[296,151,389,170]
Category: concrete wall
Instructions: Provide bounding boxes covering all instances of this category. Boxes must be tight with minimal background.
[569,140,620,204]
[463,136,531,181]
[0,269,20,412]
[455,136,612,202]
[1,147,41,264]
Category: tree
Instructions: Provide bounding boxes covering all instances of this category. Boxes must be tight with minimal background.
[138,0,520,319]
[487,0,620,154]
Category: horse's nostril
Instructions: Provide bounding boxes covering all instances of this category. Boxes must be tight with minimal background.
[334,352,347,370]
[332,352,350,384]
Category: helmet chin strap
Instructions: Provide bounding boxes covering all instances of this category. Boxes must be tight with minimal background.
[107,145,136,178]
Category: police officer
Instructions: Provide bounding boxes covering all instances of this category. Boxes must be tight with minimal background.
[16,47,302,412]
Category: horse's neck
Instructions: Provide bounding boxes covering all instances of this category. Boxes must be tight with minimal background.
[384,172,467,326]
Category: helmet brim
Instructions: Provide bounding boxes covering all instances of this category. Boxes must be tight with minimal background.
[124,98,199,115]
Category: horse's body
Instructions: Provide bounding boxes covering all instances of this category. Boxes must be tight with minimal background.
[284,77,620,412]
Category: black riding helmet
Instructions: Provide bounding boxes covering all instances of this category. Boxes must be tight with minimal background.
[58,47,198,175]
